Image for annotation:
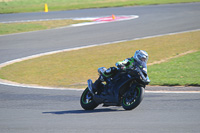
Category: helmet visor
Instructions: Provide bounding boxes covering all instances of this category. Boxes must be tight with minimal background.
[140,56,148,63]
[136,51,148,63]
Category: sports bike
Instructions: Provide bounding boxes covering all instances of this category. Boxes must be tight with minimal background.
[80,61,150,110]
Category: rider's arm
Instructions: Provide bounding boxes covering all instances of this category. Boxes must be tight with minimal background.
[115,58,133,70]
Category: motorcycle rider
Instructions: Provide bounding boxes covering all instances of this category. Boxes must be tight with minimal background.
[88,50,149,95]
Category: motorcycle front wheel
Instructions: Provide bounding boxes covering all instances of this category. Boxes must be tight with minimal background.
[122,86,144,110]
[80,87,99,110]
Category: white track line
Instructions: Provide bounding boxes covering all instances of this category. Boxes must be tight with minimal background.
[71,15,139,27]
[0,29,200,93]
[0,15,138,24]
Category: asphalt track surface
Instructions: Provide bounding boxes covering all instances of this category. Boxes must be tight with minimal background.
[0,3,200,133]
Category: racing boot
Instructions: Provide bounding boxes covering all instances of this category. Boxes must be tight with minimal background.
[87,79,94,95]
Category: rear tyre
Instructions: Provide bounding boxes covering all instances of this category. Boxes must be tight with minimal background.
[122,86,144,110]
[80,88,99,110]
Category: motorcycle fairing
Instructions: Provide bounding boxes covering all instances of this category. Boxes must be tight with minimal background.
[93,73,139,106]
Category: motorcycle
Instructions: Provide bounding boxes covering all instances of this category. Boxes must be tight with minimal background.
[80,61,150,110]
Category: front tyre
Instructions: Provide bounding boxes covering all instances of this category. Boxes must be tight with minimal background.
[122,86,144,110]
[80,88,99,110]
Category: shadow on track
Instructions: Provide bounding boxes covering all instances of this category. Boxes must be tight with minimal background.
[43,108,124,115]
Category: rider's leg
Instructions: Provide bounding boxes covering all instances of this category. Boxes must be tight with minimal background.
[93,75,104,91]
[88,75,104,94]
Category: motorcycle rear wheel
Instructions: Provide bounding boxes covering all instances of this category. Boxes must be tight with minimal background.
[80,88,99,110]
[122,86,144,110]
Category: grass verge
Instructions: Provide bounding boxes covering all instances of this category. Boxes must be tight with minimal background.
[0,0,200,14]
[0,30,199,88]
[148,51,200,86]
[0,19,91,35]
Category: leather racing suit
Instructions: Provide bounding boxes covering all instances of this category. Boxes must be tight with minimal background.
[92,57,136,93]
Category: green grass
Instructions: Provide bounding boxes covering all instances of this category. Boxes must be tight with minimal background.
[0,19,91,35]
[0,30,199,88]
[0,0,200,14]
[148,51,200,86]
